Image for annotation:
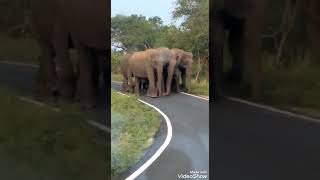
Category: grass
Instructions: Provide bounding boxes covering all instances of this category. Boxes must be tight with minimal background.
[190,79,209,97]
[0,34,40,63]
[260,59,320,117]
[111,74,123,82]
[111,73,209,97]
[0,88,110,180]
[111,90,160,177]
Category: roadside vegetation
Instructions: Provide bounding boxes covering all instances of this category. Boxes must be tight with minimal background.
[0,88,110,180]
[260,59,320,117]
[111,90,160,177]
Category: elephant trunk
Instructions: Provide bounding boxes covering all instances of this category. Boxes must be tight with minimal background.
[186,65,192,93]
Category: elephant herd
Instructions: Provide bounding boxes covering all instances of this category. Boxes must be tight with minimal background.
[120,48,193,98]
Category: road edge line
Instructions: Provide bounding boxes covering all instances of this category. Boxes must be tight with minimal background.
[116,92,173,180]
[87,120,111,133]
[18,96,61,112]
[18,96,111,133]
[227,96,320,122]
[0,61,39,68]
[112,81,209,101]
[180,92,209,101]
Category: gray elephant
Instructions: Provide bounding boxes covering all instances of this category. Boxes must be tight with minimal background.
[212,0,266,100]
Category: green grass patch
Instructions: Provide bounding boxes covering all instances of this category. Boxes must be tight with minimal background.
[0,88,110,180]
[0,35,40,63]
[111,90,160,177]
[261,60,320,117]
[190,79,209,97]
[111,74,123,82]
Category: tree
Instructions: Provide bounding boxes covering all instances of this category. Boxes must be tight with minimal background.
[111,15,160,52]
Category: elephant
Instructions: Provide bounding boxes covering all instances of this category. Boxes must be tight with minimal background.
[31,0,109,108]
[58,0,109,108]
[211,0,266,100]
[120,53,134,92]
[30,0,75,99]
[170,48,193,93]
[127,48,176,97]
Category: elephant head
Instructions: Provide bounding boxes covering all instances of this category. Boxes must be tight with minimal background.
[171,48,193,93]
[179,51,193,93]
[153,47,176,96]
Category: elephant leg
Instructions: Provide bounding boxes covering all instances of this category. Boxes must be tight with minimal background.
[212,8,226,99]
[156,63,164,96]
[175,68,181,93]
[146,66,157,98]
[227,18,245,83]
[73,41,96,109]
[53,24,74,99]
[122,76,128,92]
[127,69,134,93]
[165,60,177,96]
[36,40,58,98]
[134,77,140,96]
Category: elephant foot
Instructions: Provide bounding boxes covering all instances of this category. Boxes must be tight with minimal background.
[164,92,170,96]
[147,89,158,98]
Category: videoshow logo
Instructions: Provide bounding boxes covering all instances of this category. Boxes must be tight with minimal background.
[177,170,208,179]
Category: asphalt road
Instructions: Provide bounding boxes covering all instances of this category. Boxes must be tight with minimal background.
[213,99,320,180]
[0,62,108,126]
[112,82,209,180]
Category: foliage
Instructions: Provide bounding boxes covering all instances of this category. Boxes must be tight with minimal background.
[260,58,320,117]
[111,15,161,51]
[111,51,122,74]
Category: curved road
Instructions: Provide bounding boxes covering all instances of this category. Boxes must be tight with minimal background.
[213,98,320,180]
[0,62,209,179]
[112,82,209,180]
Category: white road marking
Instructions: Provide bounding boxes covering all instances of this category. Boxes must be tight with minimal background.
[117,91,130,97]
[111,80,122,84]
[86,120,111,133]
[18,96,61,112]
[0,61,39,68]
[116,92,173,180]
[180,92,209,101]
[227,96,320,122]
[18,96,111,133]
